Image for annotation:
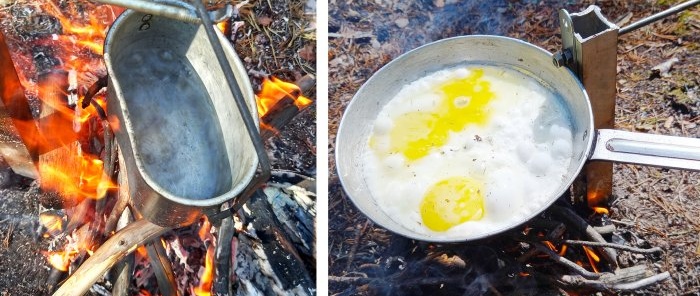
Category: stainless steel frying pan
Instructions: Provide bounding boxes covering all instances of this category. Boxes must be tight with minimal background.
[335,35,700,242]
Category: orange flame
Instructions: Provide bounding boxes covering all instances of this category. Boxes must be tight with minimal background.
[256,77,312,117]
[38,151,117,201]
[41,1,122,56]
[194,217,215,296]
[543,241,557,252]
[194,244,215,296]
[217,21,229,34]
[582,246,600,273]
[587,189,610,215]
[9,1,123,272]
[558,244,568,256]
[39,212,64,238]
[592,207,609,215]
[44,250,72,271]
[10,2,121,204]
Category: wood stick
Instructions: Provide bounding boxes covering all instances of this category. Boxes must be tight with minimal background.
[103,148,130,235]
[556,239,663,255]
[539,270,670,291]
[213,216,235,295]
[533,242,602,279]
[111,208,134,296]
[146,240,178,296]
[52,219,168,296]
[550,206,619,270]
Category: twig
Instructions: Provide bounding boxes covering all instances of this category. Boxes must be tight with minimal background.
[613,272,671,290]
[533,242,602,279]
[345,220,369,271]
[550,206,619,269]
[556,239,663,255]
[111,208,134,296]
[593,225,616,235]
[540,271,671,291]
[104,149,130,235]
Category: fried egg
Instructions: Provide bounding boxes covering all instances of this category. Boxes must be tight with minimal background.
[363,65,573,238]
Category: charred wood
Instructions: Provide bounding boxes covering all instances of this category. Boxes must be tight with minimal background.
[233,189,314,295]
[260,75,315,140]
[146,240,178,296]
[52,219,168,296]
[214,216,234,296]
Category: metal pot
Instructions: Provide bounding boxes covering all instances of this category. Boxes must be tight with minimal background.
[335,35,700,242]
[104,2,258,228]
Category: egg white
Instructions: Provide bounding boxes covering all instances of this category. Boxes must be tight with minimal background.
[362,65,574,239]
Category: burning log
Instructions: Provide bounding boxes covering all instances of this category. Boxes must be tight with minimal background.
[259,75,315,140]
[52,219,169,296]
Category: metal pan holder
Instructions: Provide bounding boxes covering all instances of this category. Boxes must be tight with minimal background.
[557,6,700,173]
[186,0,272,224]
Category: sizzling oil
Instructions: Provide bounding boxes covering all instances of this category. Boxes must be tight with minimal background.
[383,69,493,161]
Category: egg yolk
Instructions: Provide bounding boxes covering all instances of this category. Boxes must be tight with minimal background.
[420,177,484,232]
[387,68,494,161]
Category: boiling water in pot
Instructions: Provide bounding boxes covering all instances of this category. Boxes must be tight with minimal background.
[114,46,232,200]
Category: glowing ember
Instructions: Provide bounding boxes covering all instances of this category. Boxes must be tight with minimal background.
[256,77,312,117]
[543,241,557,252]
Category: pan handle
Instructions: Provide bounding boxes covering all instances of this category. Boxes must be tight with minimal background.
[589,129,700,171]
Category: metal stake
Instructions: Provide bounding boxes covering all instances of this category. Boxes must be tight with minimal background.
[558,6,619,210]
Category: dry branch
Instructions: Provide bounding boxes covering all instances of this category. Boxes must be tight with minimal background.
[52,219,168,296]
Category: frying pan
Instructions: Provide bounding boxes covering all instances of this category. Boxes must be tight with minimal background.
[335,35,700,242]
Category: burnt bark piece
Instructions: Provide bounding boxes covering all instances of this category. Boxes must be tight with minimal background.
[234,190,314,295]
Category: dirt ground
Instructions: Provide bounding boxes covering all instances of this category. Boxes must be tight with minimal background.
[0,0,315,295]
[329,0,699,295]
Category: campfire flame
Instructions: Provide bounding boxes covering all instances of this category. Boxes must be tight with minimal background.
[39,212,64,238]
[41,0,122,56]
[582,246,601,273]
[45,250,72,271]
[194,217,215,296]
[256,76,312,117]
[8,1,303,292]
